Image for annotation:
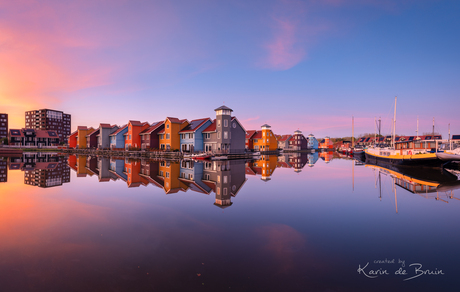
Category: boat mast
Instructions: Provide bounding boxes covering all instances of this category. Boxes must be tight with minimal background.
[432,117,435,136]
[352,116,354,148]
[416,116,419,139]
[374,117,376,146]
[392,96,397,148]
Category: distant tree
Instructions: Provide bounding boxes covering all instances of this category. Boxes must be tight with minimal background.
[1,137,8,145]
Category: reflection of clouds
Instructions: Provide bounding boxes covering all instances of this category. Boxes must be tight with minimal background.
[258,224,306,274]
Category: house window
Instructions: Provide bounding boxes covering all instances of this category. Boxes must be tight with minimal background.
[224,131,228,139]
[223,176,227,183]
[166,134,170,139]
[160,161,165,166]
[224,120,228,127]
[217,120,221,127]
[166,124,169,129]
[217,175,220,183]
[223,188,227,195]
[166,172,170,178]
[217,132,221,139]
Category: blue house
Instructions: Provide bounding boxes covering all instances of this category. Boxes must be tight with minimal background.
[179,118,212,152]
[179,160,212,194]
[109,124,128,149]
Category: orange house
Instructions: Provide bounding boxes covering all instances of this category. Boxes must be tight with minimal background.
[158,117,189,151]
[68,130,78,148]
[76,126,95,149]
[250,124,278,151]
[124,120,149,150]
[319,136,334,149]
[158,160,187,194]
[124,159,149,187]
[246,155,277,181]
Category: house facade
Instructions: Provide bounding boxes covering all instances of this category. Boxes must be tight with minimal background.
[179,118,212,152]
[97,123,119,149]
[86,129,100,149]
[125,121,149,150]
[158,118,189,151]
[277,135,292,150]
[287,130,308,150]
[109,124,128,149]
[76,126,95,149]
[250,124,277,151]
[140,121,165,150]
[9,129,60,147]
[202,106,246,154]
[307,134,319,150]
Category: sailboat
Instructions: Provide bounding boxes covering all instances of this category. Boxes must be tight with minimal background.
[364,97,448,168]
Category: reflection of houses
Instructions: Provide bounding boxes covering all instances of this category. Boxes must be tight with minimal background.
[0,159,7,183]
[159,118,189,151]
[178,160,212,194]
[277,154,293,168]
[9,153,70,188]
[307,152,319,167]
[288,153,308,172]
[246,155,277,181]
[158,160,186,193]
[109,158,127,182]
[179,118,212,152]
[85,156,99,176]
[140,121,164,150]
[76,155,94,177]
[319,151,333,163]
[97,157,118,182]
[124,158,149,187]
[202,160,247,208]
[202,106,246,153]
[9,129,60,147]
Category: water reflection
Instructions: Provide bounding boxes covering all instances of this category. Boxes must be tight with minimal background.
[366,161,460,206]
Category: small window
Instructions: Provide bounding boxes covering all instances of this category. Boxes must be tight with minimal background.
[224,120,228,127]
[166,124,169,129]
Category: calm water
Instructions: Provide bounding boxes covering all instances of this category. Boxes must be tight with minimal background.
[1,152,460,292]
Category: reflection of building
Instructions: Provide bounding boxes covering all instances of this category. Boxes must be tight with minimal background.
[0,159,7,182]
[277,154,293,169]
[0,113,8,141]
[9,153,70,188]
[307,152,319,167]
[319,151,333,163]
[246,155,277,181]
[202,160,247,208]
[288,153,308,172]
[25,109,71,143]
[97,157,118,182]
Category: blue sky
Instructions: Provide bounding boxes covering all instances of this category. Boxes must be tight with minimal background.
[1,0,459,138]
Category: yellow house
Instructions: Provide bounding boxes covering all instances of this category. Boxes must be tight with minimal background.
[76,126,95,149]
[252,124,278,151]
[158,117,189,151]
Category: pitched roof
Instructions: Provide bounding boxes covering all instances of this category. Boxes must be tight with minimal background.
[129,120,149,127]
[166,117,188,124]
[86,129,99,137]
[179,118,210,133]
[77,126,89,130]
[245,130,257,139]
[253,131,262,139]
[140,121,164,135]
[202,119,216,133]
[277,135,291,142]
[99,123,112,128]
[110,124,128,136]
[9,129,24,137]
[36,130,59,138]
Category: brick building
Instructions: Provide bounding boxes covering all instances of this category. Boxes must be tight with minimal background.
[25,109,71,143]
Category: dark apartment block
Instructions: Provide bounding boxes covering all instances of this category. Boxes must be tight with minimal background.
[25,109,71,144]
[0,113,7,140]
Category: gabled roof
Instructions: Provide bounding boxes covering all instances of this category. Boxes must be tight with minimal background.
[277,135,291,142]
[77,126,89,130]
[179,118,211,133]
[36,130,59,138]
[129,120,149,127]
[86,129,99,137]
[70,130,78,136]
[140,121,164,135]
[99,123,112,128]
[202,119,216,133]
[110,124,128,136]
[253,131,262,139]
[166,117,188,124]
[231,117,246,133]
[245,130,257,139]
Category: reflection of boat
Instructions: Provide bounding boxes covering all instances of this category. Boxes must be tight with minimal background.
[366,160,460,198]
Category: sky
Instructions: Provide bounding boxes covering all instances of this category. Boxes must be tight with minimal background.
[1,0,459,138]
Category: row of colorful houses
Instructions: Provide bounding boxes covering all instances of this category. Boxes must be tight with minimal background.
[69,106,320,153]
